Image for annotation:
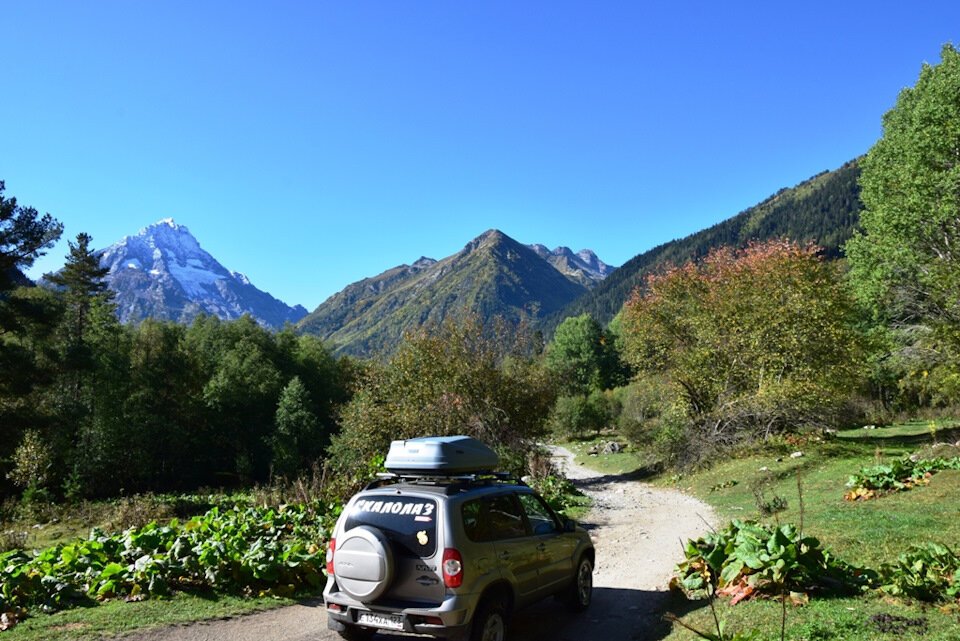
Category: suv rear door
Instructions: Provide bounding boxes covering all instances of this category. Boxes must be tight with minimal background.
[343,494,446,605]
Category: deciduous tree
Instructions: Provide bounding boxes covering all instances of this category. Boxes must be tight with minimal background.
[620,240,861,465]
[845,44,960,329]
[845,44,960,406]
[331,315,555,474]
[546,314,628,394]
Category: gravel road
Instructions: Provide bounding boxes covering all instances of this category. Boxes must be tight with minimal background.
[122,446,715,641]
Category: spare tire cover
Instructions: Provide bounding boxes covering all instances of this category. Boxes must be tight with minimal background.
[334,525,395,602]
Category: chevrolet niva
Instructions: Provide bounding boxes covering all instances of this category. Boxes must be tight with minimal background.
[323,436,594,641]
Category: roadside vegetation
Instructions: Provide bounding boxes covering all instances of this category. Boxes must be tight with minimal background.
[569,426,960,640]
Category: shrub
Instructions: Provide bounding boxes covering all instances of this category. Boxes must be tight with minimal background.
[878,542,960,602]
[330,315,555,476]
[0,530,27,554]
[549,394,608,440]
[6,430,53,491]
[621,241,863,467]
[845,456,960,501]
[528,475,587,516]
[671,519,873,603]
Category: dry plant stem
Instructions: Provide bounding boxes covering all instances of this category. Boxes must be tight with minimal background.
[796,471,804,542]
[782,471,806,641]
[698,512,718,534]
[708,586,725,641]
[672,537,725,641]
[780,581,786,641]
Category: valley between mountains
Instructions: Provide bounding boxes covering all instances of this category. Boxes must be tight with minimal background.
[121,446,715,641]
[61,157,860,358]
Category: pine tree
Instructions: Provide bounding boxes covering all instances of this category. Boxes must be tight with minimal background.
[46,233,113,349]
[45,233,119,494]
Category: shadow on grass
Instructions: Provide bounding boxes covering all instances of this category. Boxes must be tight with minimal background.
[836,426,960,447]
[367,587,707,641]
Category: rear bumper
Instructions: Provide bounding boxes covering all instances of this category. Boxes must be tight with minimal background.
[324,590,472,640]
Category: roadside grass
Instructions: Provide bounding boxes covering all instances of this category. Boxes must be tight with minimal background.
[573,431,960,640]
[836,418,960,442]
[562,503,592,522]
[669,436,960,640]
[559,432,654,477]
[3,591,300,641]
[662,592,960,641]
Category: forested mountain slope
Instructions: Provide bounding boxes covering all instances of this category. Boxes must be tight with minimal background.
[543,159,863,331]
[298,230,589,357]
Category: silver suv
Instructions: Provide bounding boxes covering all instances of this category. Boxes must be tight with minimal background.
[323,436,594,641]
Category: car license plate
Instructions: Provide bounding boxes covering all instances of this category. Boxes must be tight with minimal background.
[358,611,404,631]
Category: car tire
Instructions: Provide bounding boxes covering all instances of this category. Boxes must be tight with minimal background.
[470,597,507,641]
[563,556,593,612]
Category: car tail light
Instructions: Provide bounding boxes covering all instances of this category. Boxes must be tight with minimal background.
[326,538,336,575]
[442,548,463,588]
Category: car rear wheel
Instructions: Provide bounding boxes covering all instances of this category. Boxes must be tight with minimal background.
[470,597,506,641]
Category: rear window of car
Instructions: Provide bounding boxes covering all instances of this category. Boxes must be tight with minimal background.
[344,496,439,558]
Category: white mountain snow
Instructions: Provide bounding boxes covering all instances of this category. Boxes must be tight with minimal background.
[98,219,307,329]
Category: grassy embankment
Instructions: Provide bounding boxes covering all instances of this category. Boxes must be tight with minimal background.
[568,422,960,641]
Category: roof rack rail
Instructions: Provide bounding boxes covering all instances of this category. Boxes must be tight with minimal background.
[363,471,527,492]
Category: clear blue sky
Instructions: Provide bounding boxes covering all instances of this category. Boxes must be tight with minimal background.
[3,2,958,309]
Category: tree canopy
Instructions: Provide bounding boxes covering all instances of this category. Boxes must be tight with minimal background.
[845,44,960,327]
[620,240,861,465]
[330,315,556,474]
[845,43,960,406]
[546,313,627,394]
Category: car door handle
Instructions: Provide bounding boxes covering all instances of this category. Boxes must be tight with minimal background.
[499,551,510,560]
[536,543,546,551]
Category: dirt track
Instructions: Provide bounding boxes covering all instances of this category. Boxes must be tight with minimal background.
[122,446,715,641]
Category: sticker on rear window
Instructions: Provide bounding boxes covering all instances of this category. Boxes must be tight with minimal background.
[353,499,435,517]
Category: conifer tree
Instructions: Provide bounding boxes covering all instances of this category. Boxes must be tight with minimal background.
[46,233,113,349]
[0,182,62,496]
[45,233,119,492]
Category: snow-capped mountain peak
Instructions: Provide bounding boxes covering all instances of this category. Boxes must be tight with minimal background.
[96,220,306,329]
[230,270,252,286]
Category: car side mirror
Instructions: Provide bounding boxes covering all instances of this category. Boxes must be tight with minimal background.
[563,518,576,533]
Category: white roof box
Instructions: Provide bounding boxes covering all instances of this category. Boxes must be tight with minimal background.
[385,436,500,475]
